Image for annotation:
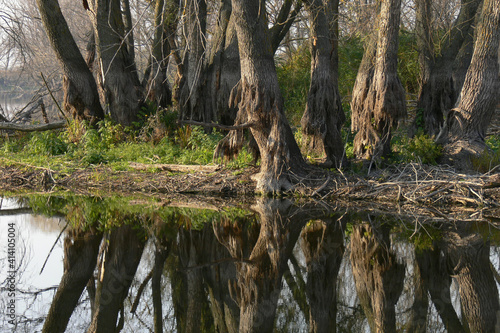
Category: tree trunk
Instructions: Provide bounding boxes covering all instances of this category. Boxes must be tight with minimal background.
[300,218,345,333]
[438,0,500,169]
[301,0,346,168]
[87,225,146,333]
[145,0,173,108]
[350,222,405,333]
[220,0,309,194]
[441,231,500,332]
[413,0,482,137]
[42,230,102,333]
[36,0,104,125]
[87,0,144,127]
[351,0,406,160]
[204,0,240,126]
[176,0,209,123]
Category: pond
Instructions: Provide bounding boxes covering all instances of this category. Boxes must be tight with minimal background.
[0,194,499,333]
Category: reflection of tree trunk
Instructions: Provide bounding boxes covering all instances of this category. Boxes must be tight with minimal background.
[152,238,171,333]
[174,227,213,332]
[42,230,102,333]
[216,199,330,333]
[202,222,240,333]
[87,225,146,333]
[415,247,464,333]
[407,251,428,333]
[442,231,499,332]
[301,218,345,333]
[350,222,405,333]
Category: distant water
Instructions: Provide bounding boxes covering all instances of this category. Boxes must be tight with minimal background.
[0,93,32,120]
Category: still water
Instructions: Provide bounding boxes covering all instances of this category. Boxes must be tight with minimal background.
[0,194,499,332]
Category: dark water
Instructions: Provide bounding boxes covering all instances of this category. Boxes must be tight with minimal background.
[1,194,499,333]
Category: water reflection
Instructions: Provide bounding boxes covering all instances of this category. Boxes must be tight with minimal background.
[1,195,500,332]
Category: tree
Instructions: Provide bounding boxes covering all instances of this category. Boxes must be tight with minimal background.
[36,0,104,125]
[300,0,346,168]
[413,0,482,137]
[351,0,407,160]
[144,0,177,108]
[437,0,500,168]
[86,0,145,126]
[217,0,309,194]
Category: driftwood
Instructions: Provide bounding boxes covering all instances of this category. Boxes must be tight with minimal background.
[129,162,221,173]
[0,121,66,132]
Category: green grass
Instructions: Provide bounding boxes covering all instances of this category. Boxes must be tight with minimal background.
[0,116,254,173]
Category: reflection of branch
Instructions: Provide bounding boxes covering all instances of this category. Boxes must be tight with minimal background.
[40,220,67,274]
[130,269,153,314]
[0,208,32,216]
[490,261,500,285]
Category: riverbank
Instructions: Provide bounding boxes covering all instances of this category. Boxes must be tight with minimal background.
[1,159,499,219]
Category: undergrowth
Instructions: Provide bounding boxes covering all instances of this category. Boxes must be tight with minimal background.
[0,111,253,173]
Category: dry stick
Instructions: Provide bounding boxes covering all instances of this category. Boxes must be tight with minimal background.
[40,220,68,275]
[180,119,255,131]
[40,72,69,124]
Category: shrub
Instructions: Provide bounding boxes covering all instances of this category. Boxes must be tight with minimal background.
[395,132,442,164]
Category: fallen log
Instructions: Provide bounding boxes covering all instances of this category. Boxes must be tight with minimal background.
[129,162,221,173]
[0,121,66,132]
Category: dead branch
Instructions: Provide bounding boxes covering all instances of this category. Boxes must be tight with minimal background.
[0,121,66,132]
[129,162,221,173]
[180,119,255,131]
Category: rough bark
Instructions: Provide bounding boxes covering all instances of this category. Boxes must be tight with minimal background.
[177,0,209,123]
[146,0,173,108]
[350,222,405,333]
[87,225,146,333]
[413,0,482,137]
[218,0,309,194]
[300,218,345,333]
[87,0,144,126]
[36,0,104,125]
[351,0,406,160]
[300,0,346,168]
[438,0,500,169]
[204,0,240,126]
[441,231,500,332]
[42,230,102,333]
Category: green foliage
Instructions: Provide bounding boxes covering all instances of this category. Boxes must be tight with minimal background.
[338,37,364,98]
[27,131,68,156]
[276,46,311,126]
[397,30,420,95]
[393,132,443,164]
